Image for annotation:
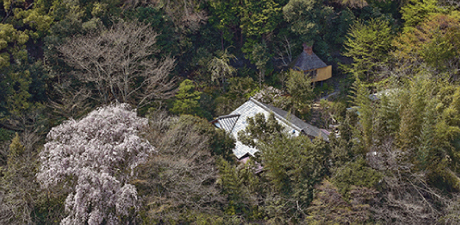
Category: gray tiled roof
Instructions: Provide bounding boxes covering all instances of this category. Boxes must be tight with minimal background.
[260,102,329,142]
[292,51,327,71]
[213,114,240,132]
[214,98,329,159]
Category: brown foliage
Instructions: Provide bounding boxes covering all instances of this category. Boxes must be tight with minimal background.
[368,146,449,224]
[56,20,176,110]
[135,113,226,223]
[306,180,377,224]
[392,13,460,72]
[0,131,45,224]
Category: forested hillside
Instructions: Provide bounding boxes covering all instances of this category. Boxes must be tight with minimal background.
[2,0,460,224]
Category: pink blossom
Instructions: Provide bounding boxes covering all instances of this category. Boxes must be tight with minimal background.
[37,104,154,224]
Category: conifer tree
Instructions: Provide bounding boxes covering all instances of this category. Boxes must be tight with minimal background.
[218,158,245,214]
[286,70,314,116]
[238,112,285,148]
[208,50,237,92]
[342,19,393,81]
[171,79,202,116]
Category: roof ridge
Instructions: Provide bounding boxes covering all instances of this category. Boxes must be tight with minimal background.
[249,98,303,132]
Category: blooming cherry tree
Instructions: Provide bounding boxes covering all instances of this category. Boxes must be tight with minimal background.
[37,104,154,225]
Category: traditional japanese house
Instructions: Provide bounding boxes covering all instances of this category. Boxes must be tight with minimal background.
[212,98,329,159]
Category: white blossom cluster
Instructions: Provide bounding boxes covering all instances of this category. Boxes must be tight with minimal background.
[37,104,154,225]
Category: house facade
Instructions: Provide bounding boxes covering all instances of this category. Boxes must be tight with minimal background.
[212,98,329,159]
[292,44,332,82]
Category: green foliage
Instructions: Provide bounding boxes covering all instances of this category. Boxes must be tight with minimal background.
[351,80,374,151]
[401,0,444,29]
[239,0,282,39]
[214,77,259,115]
[32,193,66,225]
[0,128,14,143]
[264,135,312,192]
[286,70,314,116]
[332,158,383,200]
[218,159,245,210]
[0,132,41,224]
[209,0,241,43]
[7,133,24,163]
[235,111,331,220]
[283,0,334,43]
[392,13,460,73]
[342,18,393,81]
[244,41,272,87]
[172,79,202,116]
[334,8,357,46]
[2,71,32,116]
[330,110,359,167]
[132,6,179,55]
[349,74,460,193]
[373,92,400,145]
[0,23,28,69]
[211,129,236,162]
[367,0,401,20]
[0,59,48,131]
[260,136,331,216]
[396,76,434,151]
[209,49,237,92]
[282,0,354,59]
[217,157,264,219]
[238,112,285,148]
[2,0,460,222]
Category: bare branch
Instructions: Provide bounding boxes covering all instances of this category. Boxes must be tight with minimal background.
[57,20,176,108]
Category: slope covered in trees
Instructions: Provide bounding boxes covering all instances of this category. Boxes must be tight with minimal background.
[2,0,460,224]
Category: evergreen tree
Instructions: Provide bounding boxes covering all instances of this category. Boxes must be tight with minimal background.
[209,0,242,45]
[286,69,314,116]
[0,133,38,225]
[396,76,431,151]
[208,49,237,92]
[238,112,285,148]
[172,79,202,116]
[283,0,334,43]
[260,135,330,218]
[417,98,437,170]
[342,18,393,81]
[352,79,374,152]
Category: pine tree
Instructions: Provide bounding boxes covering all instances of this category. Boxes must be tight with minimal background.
[172,79,202,115]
